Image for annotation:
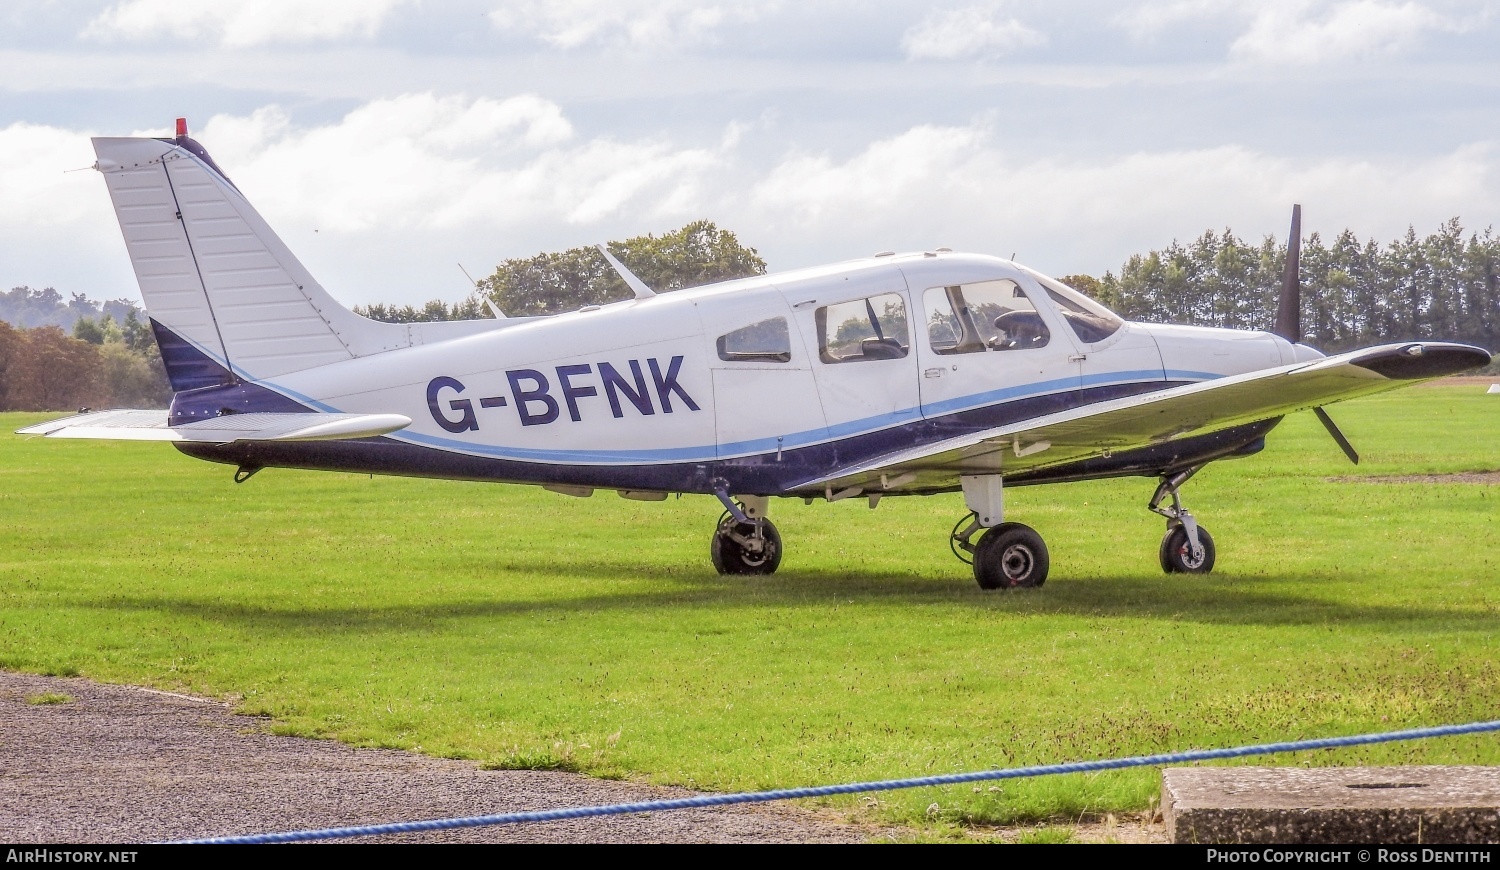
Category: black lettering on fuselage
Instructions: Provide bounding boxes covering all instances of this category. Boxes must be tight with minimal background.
[427,357,698,432]
[599,360,655,418]
[426,376,478,433]
[555,364,598,422]
[648,356,700,414]
[507,369,560,426]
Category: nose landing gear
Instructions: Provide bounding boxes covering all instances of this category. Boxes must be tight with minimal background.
[1149,466,1215,574]
[710,493,782,575]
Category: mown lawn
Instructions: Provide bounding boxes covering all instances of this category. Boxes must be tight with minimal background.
[2,384,1497,830]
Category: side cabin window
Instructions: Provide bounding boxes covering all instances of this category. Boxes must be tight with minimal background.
[816,293,909,364]
[717,316,792,363]
[923,279,1050,355]
[1027,270,1123,344]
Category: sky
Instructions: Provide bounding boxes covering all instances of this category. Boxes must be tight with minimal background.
[1,0,1497,308]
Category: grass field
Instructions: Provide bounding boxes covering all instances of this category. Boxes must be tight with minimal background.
[2,384,1498,833]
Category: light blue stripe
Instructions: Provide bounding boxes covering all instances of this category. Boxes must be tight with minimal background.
[244,364,1217,466]
[1164,369,1223,381]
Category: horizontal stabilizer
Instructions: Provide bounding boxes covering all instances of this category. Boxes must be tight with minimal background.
[16,410,411,444]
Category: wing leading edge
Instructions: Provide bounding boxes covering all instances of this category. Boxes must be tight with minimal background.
[796,341,1492,495]
[16,410,411,444]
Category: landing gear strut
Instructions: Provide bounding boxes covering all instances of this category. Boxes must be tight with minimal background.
[1149,466,1215,574]
[710,494,782,575]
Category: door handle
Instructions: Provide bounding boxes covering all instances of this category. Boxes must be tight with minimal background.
[1068,354,1087,362]
[923,368,944,378]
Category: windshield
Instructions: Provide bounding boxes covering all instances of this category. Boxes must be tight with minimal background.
[1023,268,1123,344]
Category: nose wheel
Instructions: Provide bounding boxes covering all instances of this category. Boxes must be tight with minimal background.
[1149,467,1215,575]
[1160,522,1215,573]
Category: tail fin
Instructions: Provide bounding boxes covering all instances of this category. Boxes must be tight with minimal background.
[92,128,410,386]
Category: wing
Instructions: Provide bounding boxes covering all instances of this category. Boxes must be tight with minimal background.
[16,410,411,444]
[796,341,1491,495]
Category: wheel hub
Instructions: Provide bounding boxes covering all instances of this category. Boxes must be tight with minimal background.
[1001,544,1034,581]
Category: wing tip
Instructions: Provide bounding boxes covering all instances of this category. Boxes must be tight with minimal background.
[1351,343,1493,381]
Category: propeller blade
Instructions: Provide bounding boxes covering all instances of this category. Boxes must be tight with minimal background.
[1312,406,1359,465]
[1274,204,1302,343]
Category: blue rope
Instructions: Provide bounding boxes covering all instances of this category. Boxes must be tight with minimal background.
[175,719,1500,844]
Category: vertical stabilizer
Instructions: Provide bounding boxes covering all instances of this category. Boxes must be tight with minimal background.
[92,132,410,383]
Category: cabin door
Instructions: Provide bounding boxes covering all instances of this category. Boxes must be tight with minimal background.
[778,264,922,450]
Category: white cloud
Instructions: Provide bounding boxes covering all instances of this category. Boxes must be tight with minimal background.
[198,93,717,235]
[746,122,1500,278]
[83,0,412,47]
[1230,1,1461,64]
[1114,0,1469,63]
[1112,0,1237,41]
[901,5,1046,61]
[0,122,134,295]
[489,1,776,50]
[6,98,1496,307]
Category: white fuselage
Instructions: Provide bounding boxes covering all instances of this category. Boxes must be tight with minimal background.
[261,253,1307,478]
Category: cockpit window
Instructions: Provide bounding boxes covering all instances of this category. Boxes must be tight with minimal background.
[923,279,1050,355]
[717,316,791,363]
[1024,270,1123,344]
[816,293,909,363]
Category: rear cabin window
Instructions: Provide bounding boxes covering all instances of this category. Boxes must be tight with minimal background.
[816,293,910,363]
[923,279,1050,355]
[716,317,792,363]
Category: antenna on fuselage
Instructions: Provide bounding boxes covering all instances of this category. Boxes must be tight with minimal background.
[459,263,506,319]
[596,244,656,300]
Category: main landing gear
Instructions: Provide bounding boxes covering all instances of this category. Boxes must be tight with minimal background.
[710,494,782,575]
[948,474,1050,590]
[1149,466,1216,574]
[951,514,1050,589]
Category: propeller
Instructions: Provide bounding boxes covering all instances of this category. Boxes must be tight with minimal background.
[1273,204,1359,465]
[1274,204,1302,343]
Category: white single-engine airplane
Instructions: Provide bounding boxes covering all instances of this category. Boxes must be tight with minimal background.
[19,122,1493,588]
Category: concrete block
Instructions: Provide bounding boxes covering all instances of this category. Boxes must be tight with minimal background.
[1163,766,1500,844]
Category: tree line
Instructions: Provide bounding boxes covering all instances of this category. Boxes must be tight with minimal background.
[1066,217,1499,356]
[0,308,171,412]
[3,217,1494,412]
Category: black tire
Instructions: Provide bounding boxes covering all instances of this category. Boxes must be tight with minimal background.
[1159,523,1216,574]
[711,516,783,575]
[973,522,1049,590]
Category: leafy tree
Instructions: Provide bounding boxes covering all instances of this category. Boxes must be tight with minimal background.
[354,298,488,323]
[73,316,105,345]
[478,220,767,316]
[1089,218,1500,365]
[6,326,103,411]
[97,340,172,407]
[0,320,17,409]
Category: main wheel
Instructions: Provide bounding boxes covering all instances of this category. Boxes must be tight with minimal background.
[973,523,1049,590]
[710,514,783,575]
[1159,523,1216,574]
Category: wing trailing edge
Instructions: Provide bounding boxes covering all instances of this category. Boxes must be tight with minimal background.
[16,410,411,444]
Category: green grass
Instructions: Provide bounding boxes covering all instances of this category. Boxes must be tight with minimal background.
[3,385,1498,830]
[25,691,72,705]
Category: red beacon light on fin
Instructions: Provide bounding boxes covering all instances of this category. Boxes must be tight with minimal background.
[175,117,188,138]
